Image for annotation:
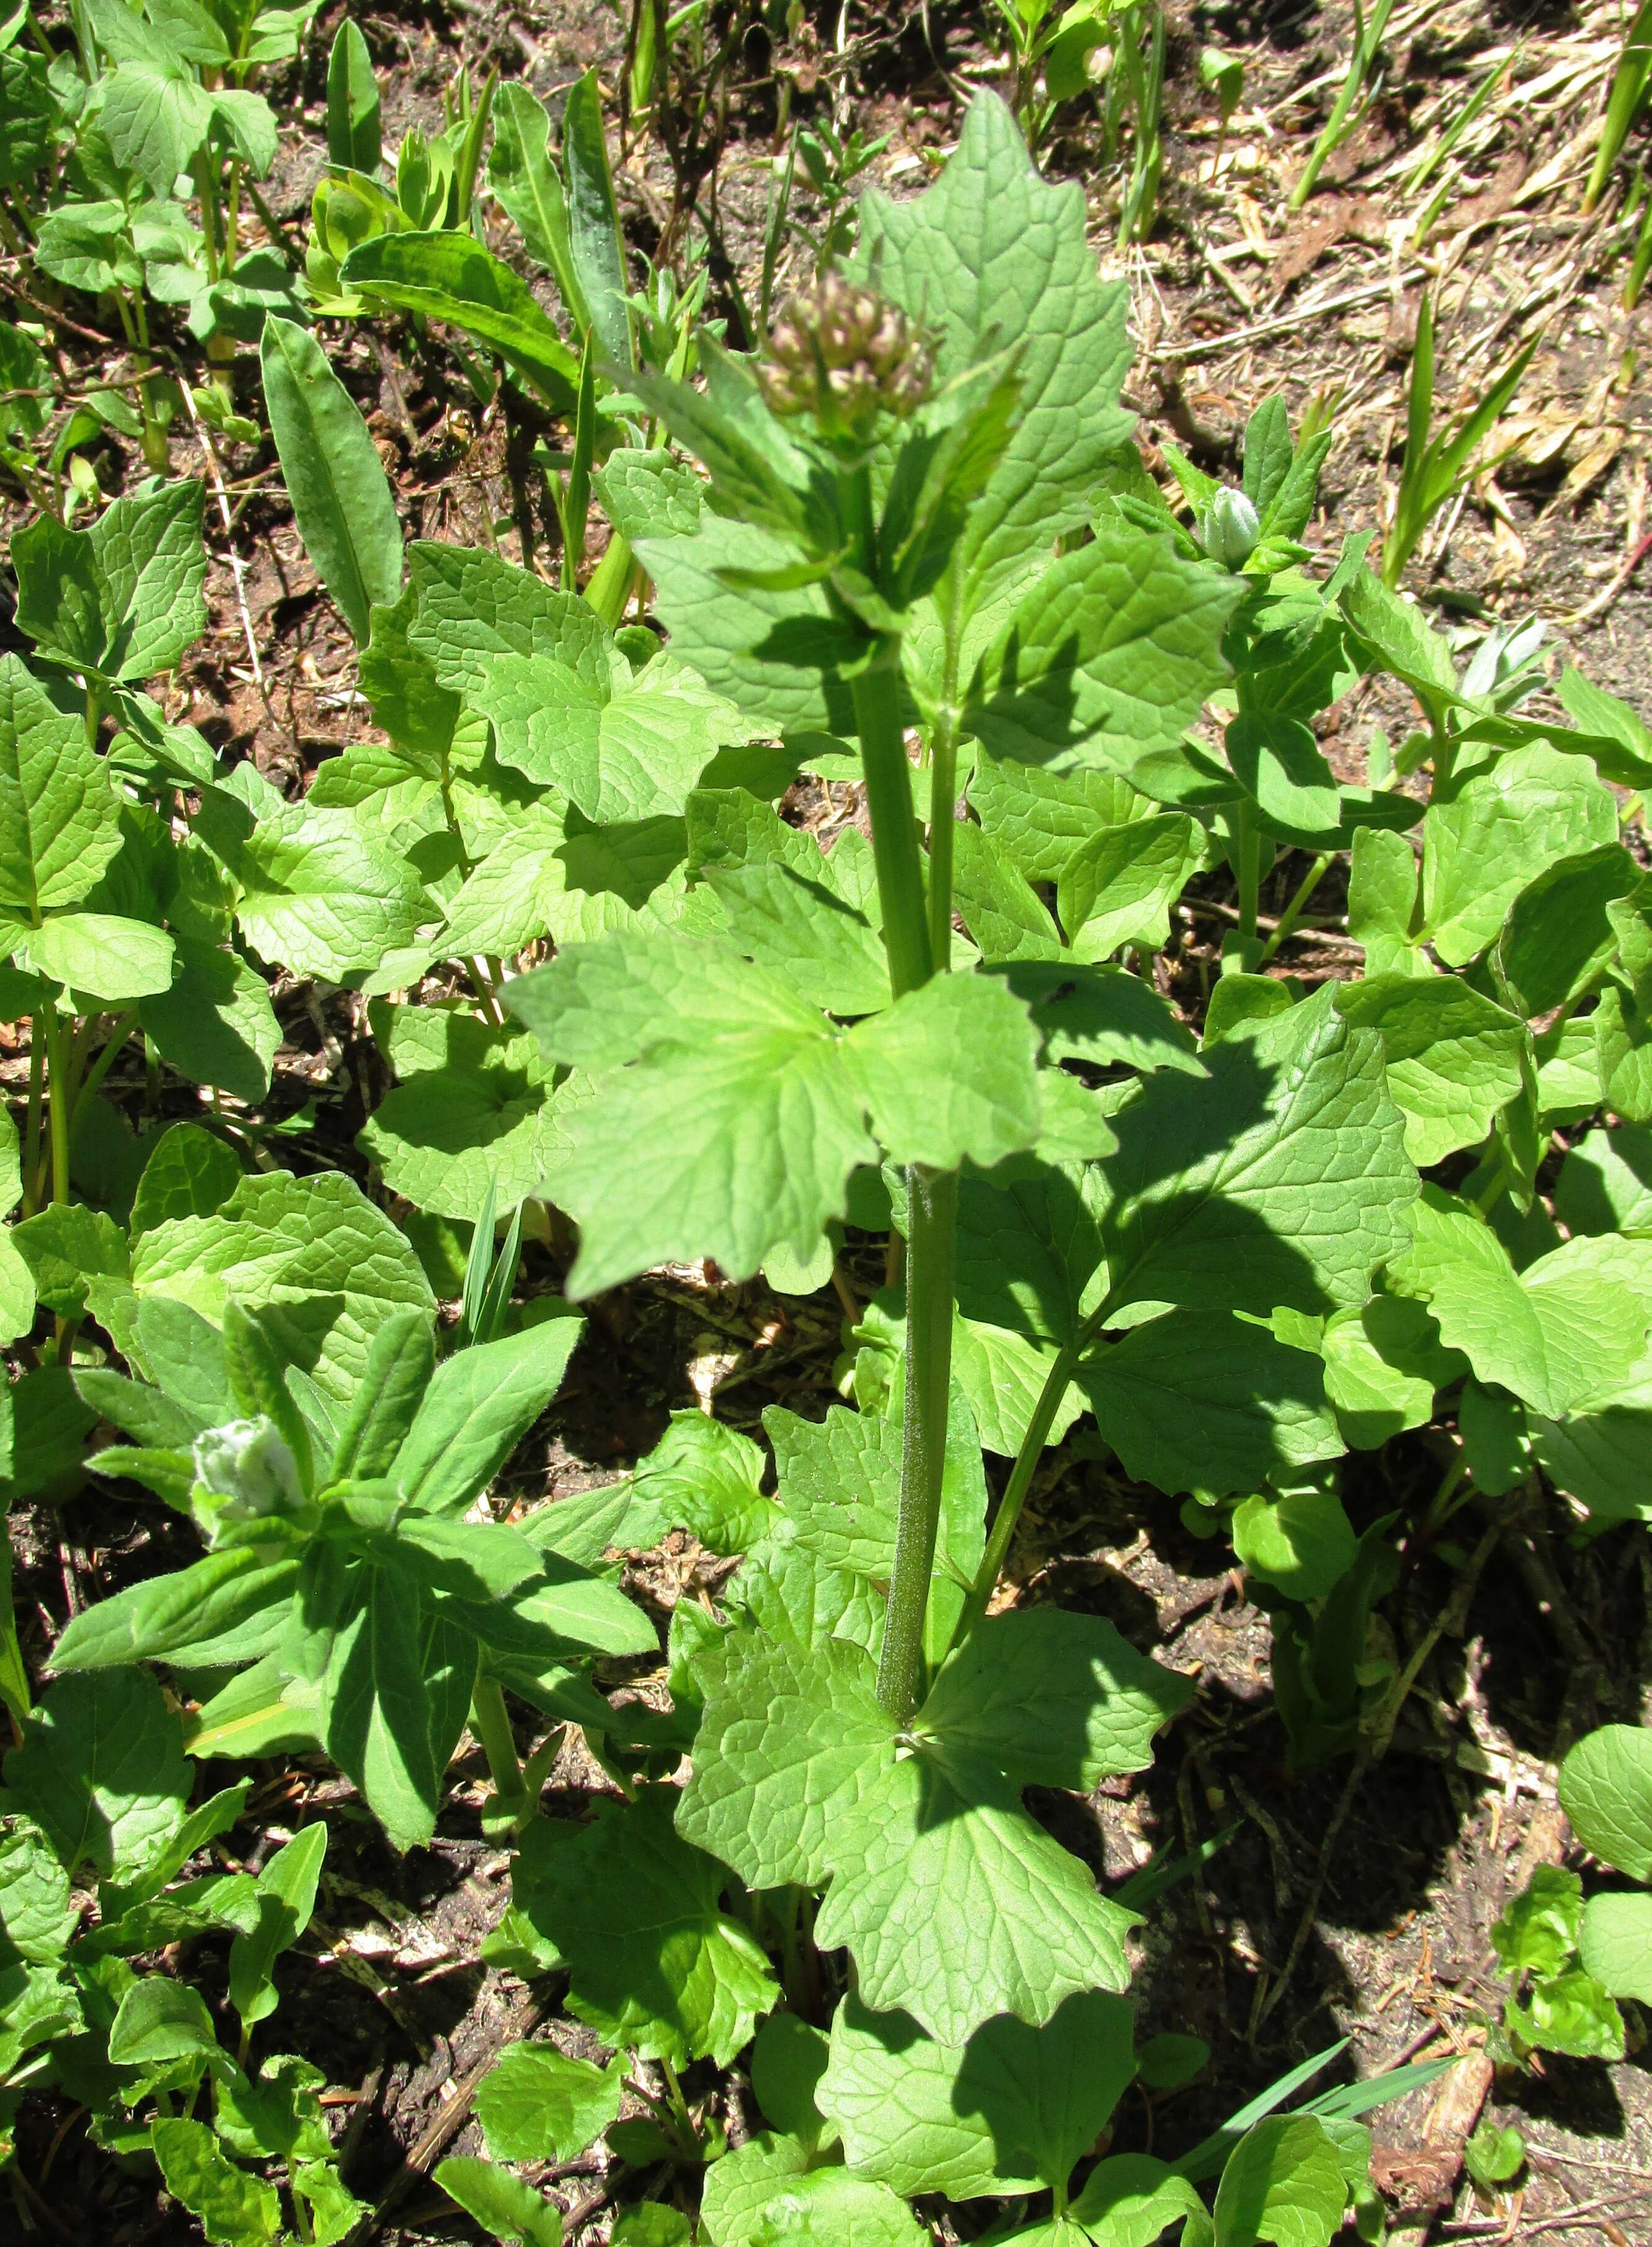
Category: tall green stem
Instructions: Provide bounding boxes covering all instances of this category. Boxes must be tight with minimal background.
[925,734,958,975]
[470,1676,525,1822]
[878,1163,956,1723]
[22,1033,43,1218]
[924,623,963,974]
[850,647,931,997]
[38,999,75,1363]
[38,1003,71,1208]
[850,639,952,1724]
[1235,804,1261,950]
[194,150,224,284]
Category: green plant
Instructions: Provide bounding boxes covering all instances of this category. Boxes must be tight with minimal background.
[1403,44,1516,197]
[1288,0,1396,212]
[303,38,496,321]
[794,117,890,274]
[0,1718,364,2240]
[1199,46,1244,168]
[1,483,220,1222]
[1559,1720,1652,2006]
[29,0,313,429]
[990,0,1164,236]
[1501,1716,1652,2058]
[1463,2120,1525,2192]
[1623,164,1652,306]
[7,71,1652,2245]
[1486,1720,1652,2065]
[1381,288,1539,585]
[1107,1,1166,244]
[61,1283,650,1848]
[990,0,1110,139]
[434,2007,1438,2245]
[1584,0,1652,213]
[1491,1863,1627,2063]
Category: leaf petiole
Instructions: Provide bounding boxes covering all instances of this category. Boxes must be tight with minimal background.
[951,1287,1123,1656]
[37,1000,71,1211]
[849,645,931,1000]
[470,1675,526,1832]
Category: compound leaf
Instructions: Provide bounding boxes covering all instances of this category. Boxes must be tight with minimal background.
[678,1624,1172,2043]
[1077,1308,1342,1498]
[477,2042,627,2165]
[359,1024,568,1222]
[1421,747,1616,966]
[0,654,122,915]
[1334,975,1527,1167]
[1393,1192,1652,1417]
[129,1170,435,1409]
[964,529,1241,783]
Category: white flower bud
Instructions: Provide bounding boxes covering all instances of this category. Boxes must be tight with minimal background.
[1198,486,1260,568]
[192,1417,305,1533]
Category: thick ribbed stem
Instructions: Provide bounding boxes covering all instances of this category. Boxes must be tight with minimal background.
[850,648,931,997]
[877,1164,957,1723]
[850,641,958,1723]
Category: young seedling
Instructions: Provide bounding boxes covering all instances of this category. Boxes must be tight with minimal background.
[1200,45,1245,169]
[1382,287,1539,585]
[1289,0,1396,211]
[1584,0,1652,213]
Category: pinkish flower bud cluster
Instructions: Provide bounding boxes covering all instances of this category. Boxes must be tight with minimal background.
[756,272,933,434]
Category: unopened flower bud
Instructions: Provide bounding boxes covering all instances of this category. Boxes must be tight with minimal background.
[192,1417,305,1536]
[756,272,933,438]
[1197,486,1260,568]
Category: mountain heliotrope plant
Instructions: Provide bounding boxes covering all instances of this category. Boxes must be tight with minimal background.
[5,80,1652,2247]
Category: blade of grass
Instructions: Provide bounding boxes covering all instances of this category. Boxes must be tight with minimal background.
[1585,0,1652,213]
[1406,45,1515,195]
[1289,0,1397,212]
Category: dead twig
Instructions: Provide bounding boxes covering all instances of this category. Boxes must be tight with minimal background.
[1151,271,1429,365]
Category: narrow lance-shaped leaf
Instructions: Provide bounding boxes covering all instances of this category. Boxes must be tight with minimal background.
[228,1821,328,2024]
[489,83,580,312]
[343,232,580,413]
[561,68,632,367]
[326,19,380,176]
[262,317,403,646]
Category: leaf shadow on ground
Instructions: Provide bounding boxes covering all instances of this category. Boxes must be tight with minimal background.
[1023,1479,1652,2163]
